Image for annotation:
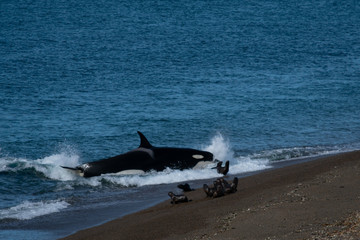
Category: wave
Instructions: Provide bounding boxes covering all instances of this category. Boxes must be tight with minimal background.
[1,135,358,189]
[249,144,360,163]
[0,155,80,182]
[0,136,358,223]
[0,145,81,181]
[0,200,69,221]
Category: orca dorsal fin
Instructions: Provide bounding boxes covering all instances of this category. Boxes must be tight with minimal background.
[137,131,153,148]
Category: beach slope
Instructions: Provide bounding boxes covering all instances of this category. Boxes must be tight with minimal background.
[61,151,360,240]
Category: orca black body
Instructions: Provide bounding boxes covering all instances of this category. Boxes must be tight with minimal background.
[62,131,214,177]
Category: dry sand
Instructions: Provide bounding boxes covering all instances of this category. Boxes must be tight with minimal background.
[61,151,360,240]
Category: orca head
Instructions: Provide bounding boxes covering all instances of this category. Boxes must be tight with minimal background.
[136,131,214,169]
[175,148,214,170]
[155,147,214,168]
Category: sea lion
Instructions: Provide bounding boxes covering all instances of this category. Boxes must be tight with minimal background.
[203,177,239,198]
[230,177,238,192]
[212,179,225,198]
[219,178,233,194]
[216,160,230,175]
[203,183,215,197]
[203,180,218,197]
[220,177,238,194]
[168,192,189,204]
[203,179,225,198]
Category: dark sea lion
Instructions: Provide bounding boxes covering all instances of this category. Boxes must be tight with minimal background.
[168,192,189,204]
[216,160,230,175]
[219,177,238,194]
[203,184,214,197]
[203,183,215,197]
[230,177,238,193]
[219,178,233,194]
[204,179,225,198]
[203,177,239,198]
[177,183,194,192]
[212,179,225,198]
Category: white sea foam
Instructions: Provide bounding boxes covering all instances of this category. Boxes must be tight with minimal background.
[34,152,81,181]
[0,200,69,220]
[230,156,270,174]
[0,157,28,172]
[203,133,270,175]
[102,167,222,187]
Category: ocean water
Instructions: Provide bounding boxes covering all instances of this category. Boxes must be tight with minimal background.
[1,0,359,239]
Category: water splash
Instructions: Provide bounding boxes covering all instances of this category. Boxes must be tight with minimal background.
[203,132,234,161]
[34,152,80,181]
[0,146,81,181]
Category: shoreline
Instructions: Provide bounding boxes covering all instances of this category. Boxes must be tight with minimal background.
[61,150,360,240]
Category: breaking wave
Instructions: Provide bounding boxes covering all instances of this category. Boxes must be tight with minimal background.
[0,150,81,182]
[0,134,358,222]
[1,134,357,189]
[0,200,69,221]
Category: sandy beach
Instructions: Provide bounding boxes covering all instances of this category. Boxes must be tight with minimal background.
[61,151,360,240]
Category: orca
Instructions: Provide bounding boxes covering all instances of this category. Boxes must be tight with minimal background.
[61,131,214,178]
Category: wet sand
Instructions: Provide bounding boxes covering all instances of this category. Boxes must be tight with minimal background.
[61,151,360,240]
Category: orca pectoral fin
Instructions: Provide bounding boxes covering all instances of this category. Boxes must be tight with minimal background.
[61,166,78,171]
[61,166,84,176]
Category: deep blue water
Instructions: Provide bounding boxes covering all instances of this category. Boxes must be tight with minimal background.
[1,0,360,239]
